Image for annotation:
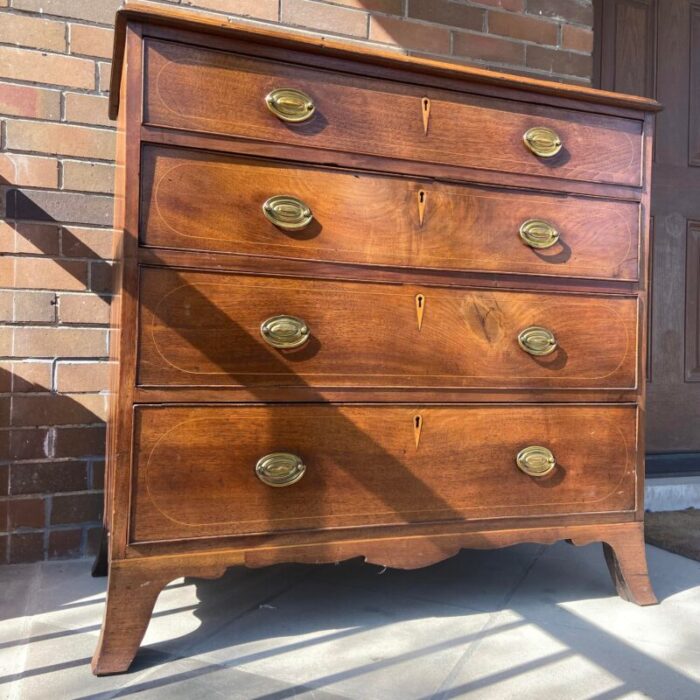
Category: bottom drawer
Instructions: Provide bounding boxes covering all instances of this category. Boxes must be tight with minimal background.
[130,404,637,543]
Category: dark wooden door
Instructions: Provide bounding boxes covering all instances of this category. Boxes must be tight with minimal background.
[595,0,700,473]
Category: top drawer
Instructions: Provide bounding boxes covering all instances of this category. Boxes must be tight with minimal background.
[144,40,644,188]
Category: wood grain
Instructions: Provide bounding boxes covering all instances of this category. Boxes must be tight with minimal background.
[141,145,640,281]
[130,404,637,542]
[138,267,638,389]
[144,39,643,188]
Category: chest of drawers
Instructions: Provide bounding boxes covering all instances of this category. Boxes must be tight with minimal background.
[92,3,660,675]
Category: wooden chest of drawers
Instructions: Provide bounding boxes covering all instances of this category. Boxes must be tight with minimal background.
[93,4,660,675]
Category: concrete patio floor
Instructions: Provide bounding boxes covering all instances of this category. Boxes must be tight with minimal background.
[1,541,699,700]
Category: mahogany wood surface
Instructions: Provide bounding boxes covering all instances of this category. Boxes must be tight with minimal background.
[94,4,659,677]
[138,267,638,389]
[141,145,640,281]
[144,39,644,188]
[130,403,637,542]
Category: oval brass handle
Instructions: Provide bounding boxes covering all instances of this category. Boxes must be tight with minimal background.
[255,452,306,487]
[516,445,556,477]
[260,314,310,349]
[518,326,557,356]
[265,87,315,123]
[262,195,313,231]
[519,219,560,249]
[523,126,563,158]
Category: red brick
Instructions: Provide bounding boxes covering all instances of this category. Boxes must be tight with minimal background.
[0,46,94,89]
[0,535,7,565]
[488,11,558,45]
[69,23,114,59]
[5,188,114,226]
[10,461,88,495]
[56,362,110,393]
[526,0,593,26]
[89,261,113,294]
[12,0,121,25]
[282,0,368,38]
[5,291,57,322]
[182,0,279,21]
[0,154,59,189]
[48,528,82,559]
[408,0,484,31]
[91,461,105,490]
[64,93,111,127]
[61,227,115,260]
[62,161,115,194]
[370,16,451,54]
[58,293,110,325]
[5,120,115,160]
[86,525,103,555]
[331,0,402,13]
[6,361,53,391]
[53,426,106,459]
[0,499,6,531]
[562,24,594,53]
[0,13,66,52]
[12,327,108,358]
[8,498,46,529]
[0,466,8,497]
[11,393,108,426]
[453,31,526,64]
[0,82,61,120]
[0,221,61,256]
[6,428,50,461]
[98,61,111,93]
[51,493,102,525]
[2,257,88,291]
[9,531,44,563]
[526,44,592,78]
[478,0,525,11]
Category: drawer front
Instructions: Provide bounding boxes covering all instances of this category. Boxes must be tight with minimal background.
[144,40,643,188]
[142,146,640,281]
[130,404,637,542]
[138,268,638,389]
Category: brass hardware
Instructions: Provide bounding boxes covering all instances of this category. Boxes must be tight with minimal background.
[414,414,423,448]
[266,88,315,123]
[418,190,427,226]
[415,293,425,331]
[260,315,310,349]
[523,126,563,158]
[517,326,557,356]
[519,219,560,249]
[262,195,313,231]
[421,97,431,134]
[255,452,306,487]
[516,445,556,477]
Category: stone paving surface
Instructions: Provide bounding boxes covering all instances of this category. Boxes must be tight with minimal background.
[1,541,699,699]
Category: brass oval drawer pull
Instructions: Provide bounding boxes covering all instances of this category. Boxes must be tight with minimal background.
[255,452,306,487]
[516,445,556,477]
[265,87,315,123]
[523,126,562,158]
[260,314,310,349]
[262,195,313,231]
[519,219,560,249]
[517,326,557,356]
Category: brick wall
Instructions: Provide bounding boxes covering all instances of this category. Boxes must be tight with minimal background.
[0,0,594,564]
